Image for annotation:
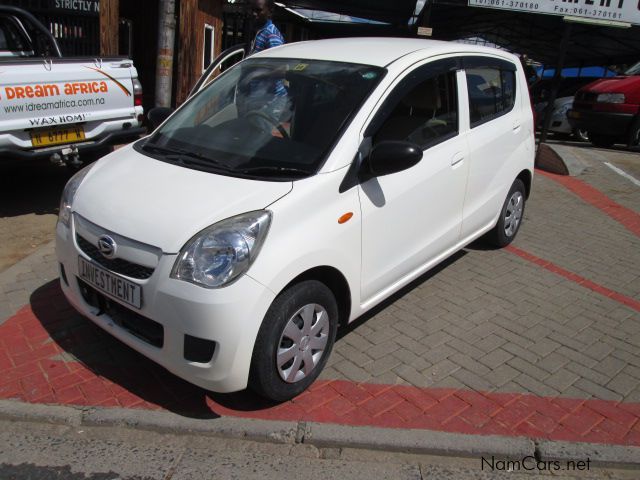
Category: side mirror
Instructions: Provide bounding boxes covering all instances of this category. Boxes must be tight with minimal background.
[147,107,174,130]
[361,141,423,179]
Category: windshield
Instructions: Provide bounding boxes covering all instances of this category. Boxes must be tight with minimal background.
[141,58,385,180]
[625,61,640,76]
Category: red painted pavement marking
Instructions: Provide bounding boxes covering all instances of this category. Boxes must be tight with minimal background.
[1,290,639,447]
[506,245,640,313]
[536,169,640,238]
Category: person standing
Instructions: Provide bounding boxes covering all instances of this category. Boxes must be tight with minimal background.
[250,0,285,54]
[245,0,289,127]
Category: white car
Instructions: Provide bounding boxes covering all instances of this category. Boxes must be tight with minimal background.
[534,96,588,141]
[56,38,535,401]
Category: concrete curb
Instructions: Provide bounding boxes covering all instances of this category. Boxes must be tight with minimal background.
[546,144,588,177]
[304,422,533,458]
[536,439,640,469]
[1,399,639,467]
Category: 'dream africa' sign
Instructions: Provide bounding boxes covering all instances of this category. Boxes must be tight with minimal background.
[468,0,640,26]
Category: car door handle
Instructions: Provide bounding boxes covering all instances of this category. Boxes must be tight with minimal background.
[451,152,464,167]
[512,121,522,132]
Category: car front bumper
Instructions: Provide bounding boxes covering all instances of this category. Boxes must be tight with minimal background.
[567,110,634,137]
[55,218,276,393]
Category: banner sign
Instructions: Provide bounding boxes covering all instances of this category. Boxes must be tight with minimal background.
[468,0,640,26]
[53,0,100,15]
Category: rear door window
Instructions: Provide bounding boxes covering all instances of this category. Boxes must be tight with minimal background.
[465,60,517,127]
[0,16,30,54]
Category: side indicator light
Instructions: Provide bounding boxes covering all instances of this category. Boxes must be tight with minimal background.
[338,212,354,224]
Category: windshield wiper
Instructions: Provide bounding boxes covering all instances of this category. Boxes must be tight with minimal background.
[238,166,314,177]
[142,141,230,171]
[142,142,186,156]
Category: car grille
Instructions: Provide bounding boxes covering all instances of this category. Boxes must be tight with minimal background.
[78,279,164,348]
[576,92,598,103]
[76,234,155,280]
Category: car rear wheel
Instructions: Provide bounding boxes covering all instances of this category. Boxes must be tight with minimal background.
[628,116,640,148]
[589,133,615,148]
[485,178,526,248]
[250,280,338,402]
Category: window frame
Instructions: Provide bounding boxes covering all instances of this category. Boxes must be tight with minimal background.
[202,23,215,73]
[463,56,518,129]
[0,14,32,54]
[364,57,461,152]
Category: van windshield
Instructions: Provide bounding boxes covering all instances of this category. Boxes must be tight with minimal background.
[141,58,385,180]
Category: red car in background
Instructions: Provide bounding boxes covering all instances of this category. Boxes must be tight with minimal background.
[568,62,640,149]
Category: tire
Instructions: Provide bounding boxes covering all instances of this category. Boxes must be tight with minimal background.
[627,116,640,148]
[572,128,589,142]
[589,133,615,148]
[250,280,338,402]
[485,179,526,248]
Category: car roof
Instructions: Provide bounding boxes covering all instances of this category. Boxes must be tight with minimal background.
[253,37,517,68]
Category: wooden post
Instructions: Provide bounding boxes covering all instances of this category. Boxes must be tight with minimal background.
[176,0,198,106]
[99,0,119,56]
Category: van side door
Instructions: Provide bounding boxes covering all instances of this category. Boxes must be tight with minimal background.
[359,58,470,304]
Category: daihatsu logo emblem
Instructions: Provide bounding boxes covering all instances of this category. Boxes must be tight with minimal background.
[97,235,117,258]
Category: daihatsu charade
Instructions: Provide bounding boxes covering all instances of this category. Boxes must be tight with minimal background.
[56,38,534,401]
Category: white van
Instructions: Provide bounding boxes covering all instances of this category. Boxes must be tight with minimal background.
[56,38,534,401]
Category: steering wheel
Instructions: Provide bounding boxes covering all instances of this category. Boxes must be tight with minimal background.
[407,124,441,145]
[246,110,289,139]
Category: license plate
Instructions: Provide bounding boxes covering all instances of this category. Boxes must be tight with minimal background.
[31,126,85,147]
[78,256,142,309]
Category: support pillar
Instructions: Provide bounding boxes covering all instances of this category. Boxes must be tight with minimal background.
[155,0,177,108]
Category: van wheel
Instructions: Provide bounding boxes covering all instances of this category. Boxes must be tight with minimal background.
[589,133,615,148]
[486,179,526,248]
[250,280,338,402]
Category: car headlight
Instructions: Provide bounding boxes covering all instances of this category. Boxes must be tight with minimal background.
[596,93,625,104]
[171,210,272,288]
[554,104,571,116]
[58,164,94,228]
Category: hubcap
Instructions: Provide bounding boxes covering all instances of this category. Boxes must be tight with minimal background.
[504,191,524,237]
[276,304,330,383]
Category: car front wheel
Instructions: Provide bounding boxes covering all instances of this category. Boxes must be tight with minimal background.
[250,280,338,402]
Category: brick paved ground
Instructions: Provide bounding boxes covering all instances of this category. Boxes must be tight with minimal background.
[322,170,640,402]
[0,144,638,447]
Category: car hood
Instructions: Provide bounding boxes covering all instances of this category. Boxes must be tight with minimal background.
[73,144,293,253]
[580,76,640,94]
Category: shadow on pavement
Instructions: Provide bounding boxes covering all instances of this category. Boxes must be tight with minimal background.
[0,161,73,218]
[29,250,468,416]
[30,280,220,418]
